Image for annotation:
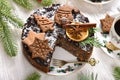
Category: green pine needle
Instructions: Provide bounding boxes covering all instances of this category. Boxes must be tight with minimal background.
[78,73,98,80]
[0,21,17,56]
[0,0,23,28]
[13,0,32,10]
[79,74,89,80]
[0,0,23,56]
[80,37,103,47]
[41,0,54,6]
[6,14,23,28]
[89,28,98,35]
[113,67,120,80]
[26,72,41,80]
[80,28,103,47]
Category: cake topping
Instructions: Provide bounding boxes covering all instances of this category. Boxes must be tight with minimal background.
[100,14,114,33]
[22,30,45,46]
[29,38,52,59]
[34,14,54,32]
[65,22,96,42]
[54,5,74,26]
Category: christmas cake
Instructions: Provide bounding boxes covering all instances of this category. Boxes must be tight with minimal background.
[21,4,95,73]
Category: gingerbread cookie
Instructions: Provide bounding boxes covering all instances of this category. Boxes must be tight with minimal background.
[54,5,80,26]
[22,30,52,60]
[22,30,45,46]
[100,14,114,33]
[34,14,54,32]
[30,38,52,60]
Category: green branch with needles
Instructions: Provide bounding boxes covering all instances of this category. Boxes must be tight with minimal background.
[80,28,103,47]
[0,0,23,56]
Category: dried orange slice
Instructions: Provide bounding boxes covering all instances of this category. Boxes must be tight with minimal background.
[66,27,89,42]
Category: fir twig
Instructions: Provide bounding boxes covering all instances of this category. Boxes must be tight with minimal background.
[113,67,120,80]
[41,0,54,6]
[80,37,103,47]
[26,72,41,80]
[0,0,23,28]
[13,0,32,10]
[6,14,23,28]
[0,20,17,56]
[80,28,103,47]
[89,28,98,35]
[0,0,23,56]
[78,72,98,80]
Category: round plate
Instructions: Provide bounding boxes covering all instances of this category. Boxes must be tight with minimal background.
[84,0,112,5]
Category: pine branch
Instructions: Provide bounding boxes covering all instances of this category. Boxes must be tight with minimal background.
[79,74,89,80]
[78,73,98,80]
[113,67,120,80]
[26,72,41,80]
[0,0,23,56]
[80,28,103,47]
[89,28,98,35]
[2,12,23,28]
[6,14,23,28]
[0,0,23,28]
[13,0,32,10]
[0,19,17,56]
[80,37,103,47]
[41,0,54,6]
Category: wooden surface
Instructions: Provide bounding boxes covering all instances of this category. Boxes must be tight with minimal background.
[0,0,120,80]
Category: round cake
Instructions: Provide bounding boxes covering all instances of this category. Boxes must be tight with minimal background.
[21,4,94,74]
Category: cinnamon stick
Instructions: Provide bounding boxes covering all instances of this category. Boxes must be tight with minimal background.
[66,23,96,29]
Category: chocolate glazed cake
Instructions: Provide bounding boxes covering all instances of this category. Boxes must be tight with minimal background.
[21,4,93,73]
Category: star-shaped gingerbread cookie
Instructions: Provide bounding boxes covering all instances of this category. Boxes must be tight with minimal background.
[22,30,52,60]
[29,38,52,60]
[22,30,45,46]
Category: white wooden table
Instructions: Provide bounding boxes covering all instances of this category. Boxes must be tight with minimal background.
[0,0,120,80]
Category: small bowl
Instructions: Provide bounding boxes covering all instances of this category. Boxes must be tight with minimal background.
[84,0,112,5]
